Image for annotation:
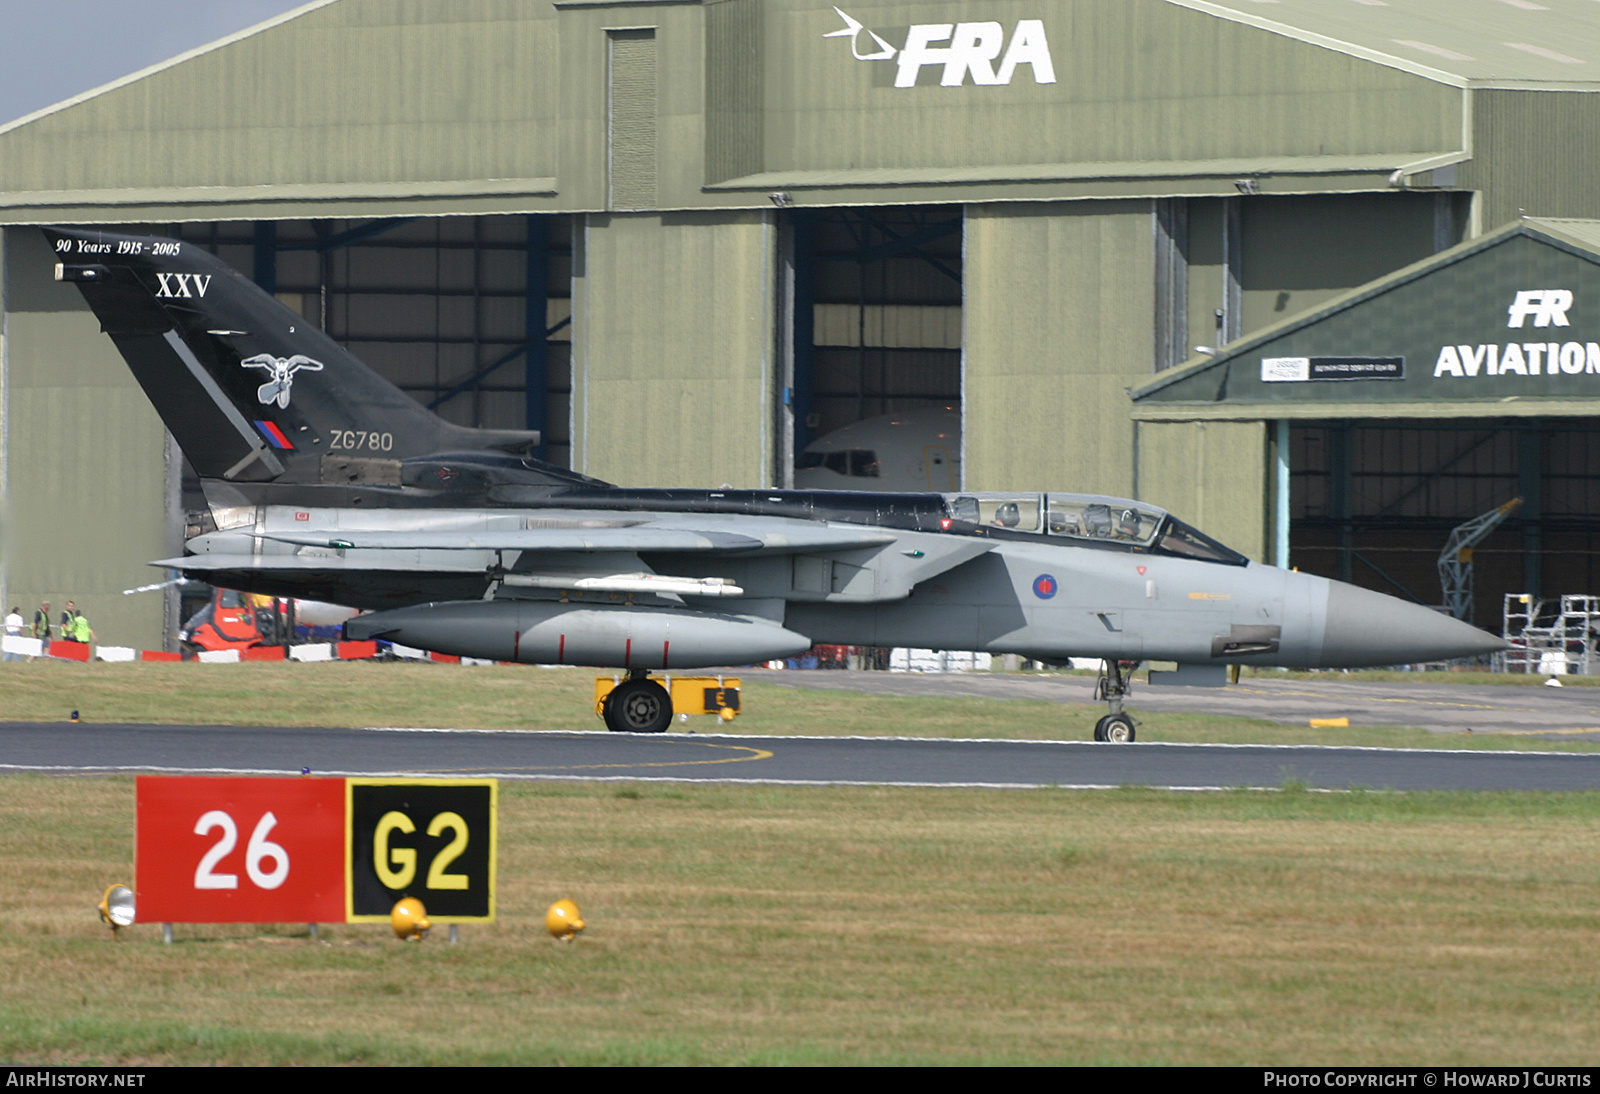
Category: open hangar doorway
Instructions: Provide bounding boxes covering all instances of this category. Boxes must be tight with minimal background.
[778,204,963,490]
[1288,419,1600,625]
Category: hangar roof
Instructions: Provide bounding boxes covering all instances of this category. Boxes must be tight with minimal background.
[0,0,1591,220]
[1174,0,1600,89]
[1525,217,1600,250]
[1131,217,1600,421]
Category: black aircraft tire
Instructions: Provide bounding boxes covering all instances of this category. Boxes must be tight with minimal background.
[604,679,674,733]
[1102,715,1136,744]
[1092,716,1109,742]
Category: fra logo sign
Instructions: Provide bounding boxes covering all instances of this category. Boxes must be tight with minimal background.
[825,7,1055,87]
[1507,289,1573,328]
[347,780,497,922]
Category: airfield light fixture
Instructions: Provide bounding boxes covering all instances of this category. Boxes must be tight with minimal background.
[546,899,585,942]
[97,884,135,936]
[390,897,431,941]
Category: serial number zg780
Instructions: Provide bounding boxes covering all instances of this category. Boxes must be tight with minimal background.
[330,430,394,452]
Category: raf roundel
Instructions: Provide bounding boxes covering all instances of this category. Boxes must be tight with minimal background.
[1033,574,1058,600]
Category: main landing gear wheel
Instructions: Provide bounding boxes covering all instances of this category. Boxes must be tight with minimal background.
[1094,714,1136,743]
[603,677,674,733]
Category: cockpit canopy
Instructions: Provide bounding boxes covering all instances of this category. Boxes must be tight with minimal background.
[940,492,1247,565]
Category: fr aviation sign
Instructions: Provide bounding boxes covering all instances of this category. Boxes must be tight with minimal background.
[136,776,496,924]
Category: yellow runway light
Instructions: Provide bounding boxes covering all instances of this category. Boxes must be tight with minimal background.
[546,899,585,942]
[97,884,134,937]
[391,897,431,941]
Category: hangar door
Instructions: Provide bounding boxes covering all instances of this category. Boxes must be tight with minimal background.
[1291,420,1600,624]
[779,204,963,489]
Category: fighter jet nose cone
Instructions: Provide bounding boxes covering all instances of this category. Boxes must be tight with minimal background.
[1321,582,1508,667]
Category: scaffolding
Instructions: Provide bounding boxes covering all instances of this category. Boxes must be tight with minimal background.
[1501,593,1600,674]
[1439,498,1522,623]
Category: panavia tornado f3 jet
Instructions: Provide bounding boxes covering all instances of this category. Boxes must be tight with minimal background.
[46,227,1506,740]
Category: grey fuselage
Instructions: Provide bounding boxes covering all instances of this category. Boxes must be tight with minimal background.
[179,491,1497,670]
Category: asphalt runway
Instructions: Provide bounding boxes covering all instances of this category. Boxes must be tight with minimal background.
[3,720,1599,792]
[758,670,1600,740]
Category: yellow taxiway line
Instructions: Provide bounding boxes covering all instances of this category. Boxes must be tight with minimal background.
[396,740,775,775]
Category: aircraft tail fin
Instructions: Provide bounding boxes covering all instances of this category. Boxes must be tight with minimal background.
[43,227,540,483]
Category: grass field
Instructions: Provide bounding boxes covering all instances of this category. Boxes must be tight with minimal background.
[3,776,1599,1065]
[4,664,1599,1064]
[2,659,1599,753]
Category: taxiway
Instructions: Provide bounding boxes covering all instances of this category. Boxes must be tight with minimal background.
[2,720,1597,792]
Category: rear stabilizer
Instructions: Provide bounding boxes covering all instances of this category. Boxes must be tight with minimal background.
[45,227,540,484]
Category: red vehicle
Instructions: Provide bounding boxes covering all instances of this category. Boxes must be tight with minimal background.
[180,589,282,654]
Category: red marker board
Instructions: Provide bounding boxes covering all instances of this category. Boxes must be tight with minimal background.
[136,776,346,923]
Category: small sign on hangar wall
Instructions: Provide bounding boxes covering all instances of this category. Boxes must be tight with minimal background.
[1261,356,1405,382]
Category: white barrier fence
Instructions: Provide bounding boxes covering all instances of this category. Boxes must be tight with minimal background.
[2,635,43,658]
[890,649,993,673]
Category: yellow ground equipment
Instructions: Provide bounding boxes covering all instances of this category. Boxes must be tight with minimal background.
[594,675,741,725]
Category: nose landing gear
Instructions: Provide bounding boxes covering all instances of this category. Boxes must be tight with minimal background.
[1092,659,1140,743]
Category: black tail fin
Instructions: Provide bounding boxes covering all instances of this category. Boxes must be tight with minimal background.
[43,227,540,483]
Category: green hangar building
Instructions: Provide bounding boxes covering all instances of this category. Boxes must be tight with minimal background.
[2,0,1599,649]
